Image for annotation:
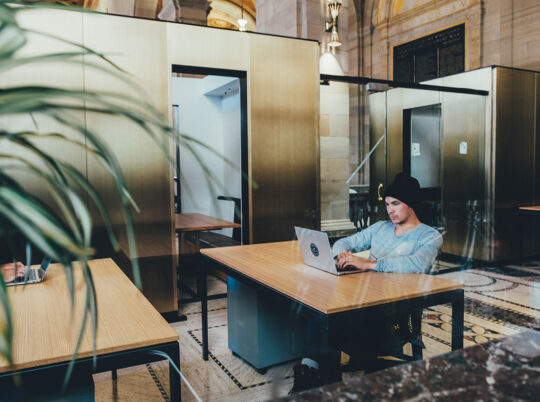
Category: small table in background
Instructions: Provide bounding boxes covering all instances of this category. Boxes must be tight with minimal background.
[176,213,241,307]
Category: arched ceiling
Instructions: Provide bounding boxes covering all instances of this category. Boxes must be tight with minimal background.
[373,0,434,25]
[207,0,256,31]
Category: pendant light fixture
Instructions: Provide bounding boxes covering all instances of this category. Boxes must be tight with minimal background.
[237,0,247,31]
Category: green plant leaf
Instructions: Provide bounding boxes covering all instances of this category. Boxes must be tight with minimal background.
[0,188,93,255]
[0,276,13,364]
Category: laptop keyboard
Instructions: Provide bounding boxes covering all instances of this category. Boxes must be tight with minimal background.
[338,266,359,272]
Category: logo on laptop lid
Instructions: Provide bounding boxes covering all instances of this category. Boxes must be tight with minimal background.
[310,243,319,257]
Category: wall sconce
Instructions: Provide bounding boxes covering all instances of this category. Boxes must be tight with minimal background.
[325,0,342,47]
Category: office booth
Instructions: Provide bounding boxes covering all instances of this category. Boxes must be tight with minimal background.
[367,66,540,263]
[0,8,320,315]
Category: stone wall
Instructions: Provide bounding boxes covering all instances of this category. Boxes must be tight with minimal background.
[482,0,540,70]
[358,0,540,79]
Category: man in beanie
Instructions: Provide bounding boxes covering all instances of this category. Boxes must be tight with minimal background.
[333,172,442,273]
[289,173,443,394]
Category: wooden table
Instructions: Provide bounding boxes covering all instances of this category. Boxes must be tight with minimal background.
[200,241,464,377]
[175,212,241,233]
[0,259,180,400]
[518,206,540,214]
[176,213,241,305]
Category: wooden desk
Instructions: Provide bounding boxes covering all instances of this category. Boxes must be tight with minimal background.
[176,213,241,305]
[200,241,464,369]
[0,259,180,400]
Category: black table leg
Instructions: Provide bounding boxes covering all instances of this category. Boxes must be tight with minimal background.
[518,208,524,265]
[451,289,464,350]
[201,256,209,361]
[194,232,201,299]
[167,342,181,402]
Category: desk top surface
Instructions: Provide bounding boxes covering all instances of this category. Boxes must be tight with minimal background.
[201,241,463,315]
[175,213,241,232]
[0,258,178,373]
[518,205,540,212]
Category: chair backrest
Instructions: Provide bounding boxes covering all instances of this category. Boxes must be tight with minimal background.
[217,196,241,242]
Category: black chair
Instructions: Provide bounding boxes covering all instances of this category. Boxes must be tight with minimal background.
[198,196,242,248]
[349,192,370,230]
[178,196,242,305]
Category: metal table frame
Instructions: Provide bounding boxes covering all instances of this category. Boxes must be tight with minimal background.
[178,231,228,304]
[200,255,464,379]
[0,341,181,401]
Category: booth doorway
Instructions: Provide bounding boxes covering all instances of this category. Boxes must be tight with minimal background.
[171,65,248,243]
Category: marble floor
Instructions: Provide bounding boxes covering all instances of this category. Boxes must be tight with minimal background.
[93,260,540,401]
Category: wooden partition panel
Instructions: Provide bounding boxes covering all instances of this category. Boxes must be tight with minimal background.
[82,14,175,312]
[494,68,538,260]
[249,36,320,243]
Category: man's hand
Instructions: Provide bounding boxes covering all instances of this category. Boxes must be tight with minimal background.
[336,251,353,260]
[336,254,377,270]
[1,262,26,283]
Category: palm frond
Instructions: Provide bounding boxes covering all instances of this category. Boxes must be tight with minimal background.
[0,0,246,380]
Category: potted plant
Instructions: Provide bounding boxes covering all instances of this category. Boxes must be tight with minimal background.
[0,1,225,388]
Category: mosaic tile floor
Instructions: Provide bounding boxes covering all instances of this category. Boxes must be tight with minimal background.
[93,261,540,401]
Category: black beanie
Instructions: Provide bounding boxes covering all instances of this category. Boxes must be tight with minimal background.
[383,173,421,211]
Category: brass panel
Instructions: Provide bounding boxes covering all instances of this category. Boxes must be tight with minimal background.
[82,13,176,312]
[439,91,486,259]
[440,68,492,260]
[494,68,535,204]
[166,23,250,71]
[249,35,319,243]
[0,10,86,262]
[493,67,537,260]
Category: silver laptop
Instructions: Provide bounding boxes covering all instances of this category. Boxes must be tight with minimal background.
[5,258,51,286]
[295,227,368,275]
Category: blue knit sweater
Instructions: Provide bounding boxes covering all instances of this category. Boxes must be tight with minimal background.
[332,221,442,274]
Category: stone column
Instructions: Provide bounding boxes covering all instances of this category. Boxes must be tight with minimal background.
[320,61,356,233]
